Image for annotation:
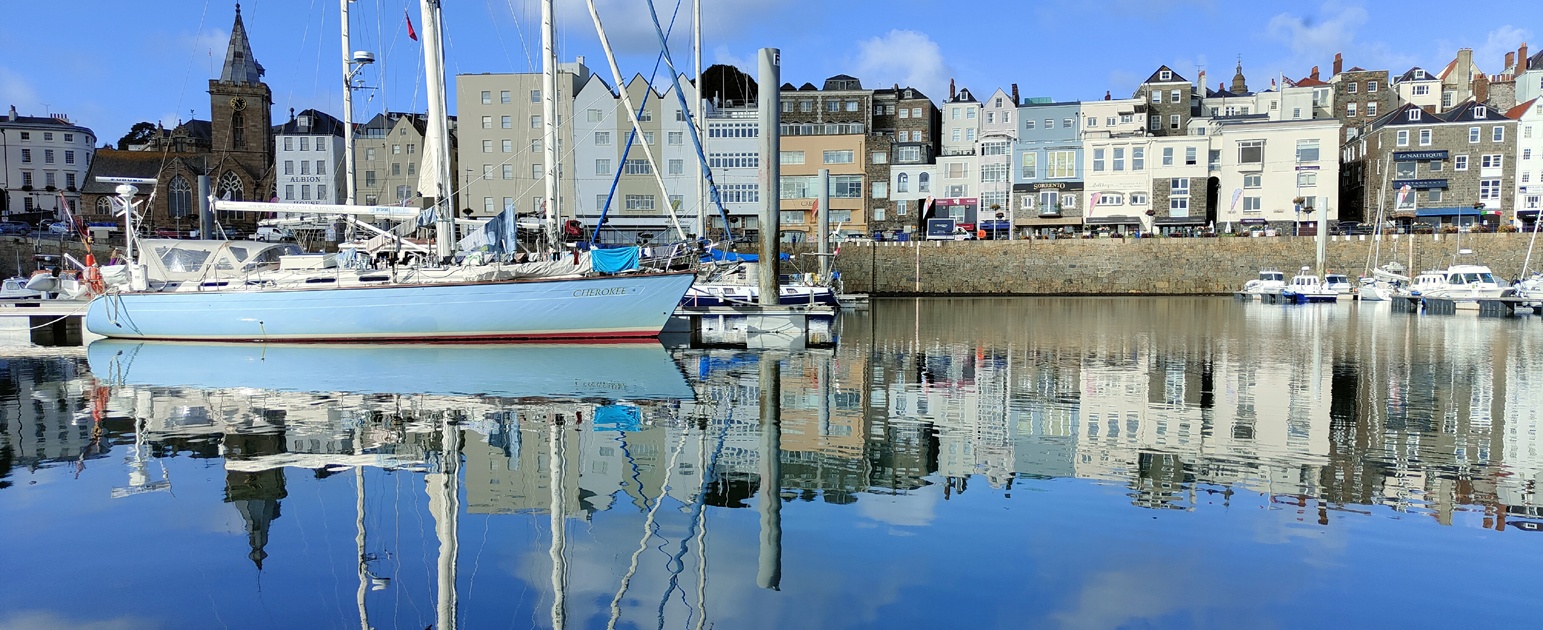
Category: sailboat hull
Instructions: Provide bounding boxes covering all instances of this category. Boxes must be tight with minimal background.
[85,272,696,342]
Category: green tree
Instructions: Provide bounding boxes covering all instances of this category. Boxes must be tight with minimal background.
[116,122,158,150]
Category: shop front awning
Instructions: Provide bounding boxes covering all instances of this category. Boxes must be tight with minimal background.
[1416,207,1483,218]
[1083,215,1144,226]
[1014,217,1083,227]
[978,220,1011,230]
[1153,216,1206,226]
[1239,218,1269,225]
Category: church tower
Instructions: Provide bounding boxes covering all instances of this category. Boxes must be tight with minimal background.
[207,3,273,201]
[1230,58,1249,94]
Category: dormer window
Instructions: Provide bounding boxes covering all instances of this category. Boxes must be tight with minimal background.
[1475,106,1487,117]
[1414,69,1425,79]
[1160,70,1172,81]
[1406,109,1420,121]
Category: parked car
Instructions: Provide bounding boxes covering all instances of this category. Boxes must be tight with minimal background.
[46,221,72,235]
[0,221,29,235]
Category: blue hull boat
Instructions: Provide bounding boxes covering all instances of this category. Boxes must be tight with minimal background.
[85,272,697,342]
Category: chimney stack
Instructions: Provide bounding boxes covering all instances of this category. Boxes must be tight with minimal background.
[1333,53,1343,76]
[1311,66,1320,80]
[7,105,15,122]
[1198,70,1207,94]
[1104,90,1111,101]
[1011,83,1019,106]
[949,79,956,100]
[1520,42,1530,74]
[1472,73,1489,104]
[1506,52,1516,71]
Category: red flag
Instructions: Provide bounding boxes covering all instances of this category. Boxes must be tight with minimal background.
[405,10,418,41]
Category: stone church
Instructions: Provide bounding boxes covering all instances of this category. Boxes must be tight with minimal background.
[81,4,275,232]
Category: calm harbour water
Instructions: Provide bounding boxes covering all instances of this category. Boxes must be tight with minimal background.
[2,297,1542,629]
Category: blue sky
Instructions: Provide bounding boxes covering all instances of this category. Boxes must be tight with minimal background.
[0,1,1532,145]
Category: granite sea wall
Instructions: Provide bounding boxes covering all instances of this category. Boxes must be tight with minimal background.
[829,234,1542,295]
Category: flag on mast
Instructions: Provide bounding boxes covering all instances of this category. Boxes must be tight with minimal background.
[405,10,418,41]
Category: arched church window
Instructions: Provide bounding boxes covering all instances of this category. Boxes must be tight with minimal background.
[169,176,193,218]
[218,171,244,201]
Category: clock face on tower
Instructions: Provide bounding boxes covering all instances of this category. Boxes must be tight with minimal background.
[230,96,247,111]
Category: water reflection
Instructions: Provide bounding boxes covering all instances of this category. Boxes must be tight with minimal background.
[2,298,1542,627]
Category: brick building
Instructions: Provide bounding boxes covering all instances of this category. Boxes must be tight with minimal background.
[1346,100,1517,230]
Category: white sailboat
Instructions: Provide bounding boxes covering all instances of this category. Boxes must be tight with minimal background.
[82,1,695,342]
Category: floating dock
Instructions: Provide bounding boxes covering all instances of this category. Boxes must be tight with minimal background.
[667,305,837,350]
[0,300,90,345]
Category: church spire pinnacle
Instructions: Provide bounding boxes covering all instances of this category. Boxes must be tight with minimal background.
[221,3,265,85]
[1231,56,1248,94]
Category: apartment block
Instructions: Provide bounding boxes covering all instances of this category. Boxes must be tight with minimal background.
[455,61,590,221]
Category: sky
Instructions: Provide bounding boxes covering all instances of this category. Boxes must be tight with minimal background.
[0,0,1534,147]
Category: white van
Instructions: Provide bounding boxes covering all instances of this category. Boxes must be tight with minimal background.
[254,226,294,242]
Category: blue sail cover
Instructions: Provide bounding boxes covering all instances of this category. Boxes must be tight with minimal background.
[704,249,790,262]
[591,246,640,273]
[456,204,521,254]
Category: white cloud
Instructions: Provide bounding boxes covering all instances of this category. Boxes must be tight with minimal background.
[548,0,788,57]
[0,66,42,113]
[0,611,155,630]
[712,45,757,75]
[852,30,953,101]
[187,28,230,59]
[1266,4,1368,60]
[1261,3,1415,80]
[1471,25,1531,72]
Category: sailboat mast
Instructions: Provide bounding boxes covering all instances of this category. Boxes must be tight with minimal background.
[693,0,705,238]
[340,0,357,205]
[542,0,560,245]
[419,0,454,260]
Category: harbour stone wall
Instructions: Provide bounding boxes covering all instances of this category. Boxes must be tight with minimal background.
[829,234,1543,295]
[1,237,110,278]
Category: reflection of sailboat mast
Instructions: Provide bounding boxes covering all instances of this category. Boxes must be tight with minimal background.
[694,419,709,630]
[431,419,461,630]
[757,357,782,591]
[549,419,568,630]
[356,468,367,630]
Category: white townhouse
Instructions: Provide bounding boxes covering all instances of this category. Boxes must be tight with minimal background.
[934,87,982,227]
[274,109,346,205]
[1511,97,1543,227]
[570,74,700,243]
[1209,117,1342,230]
[976,87,1019,233]
[0,107,96,224]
